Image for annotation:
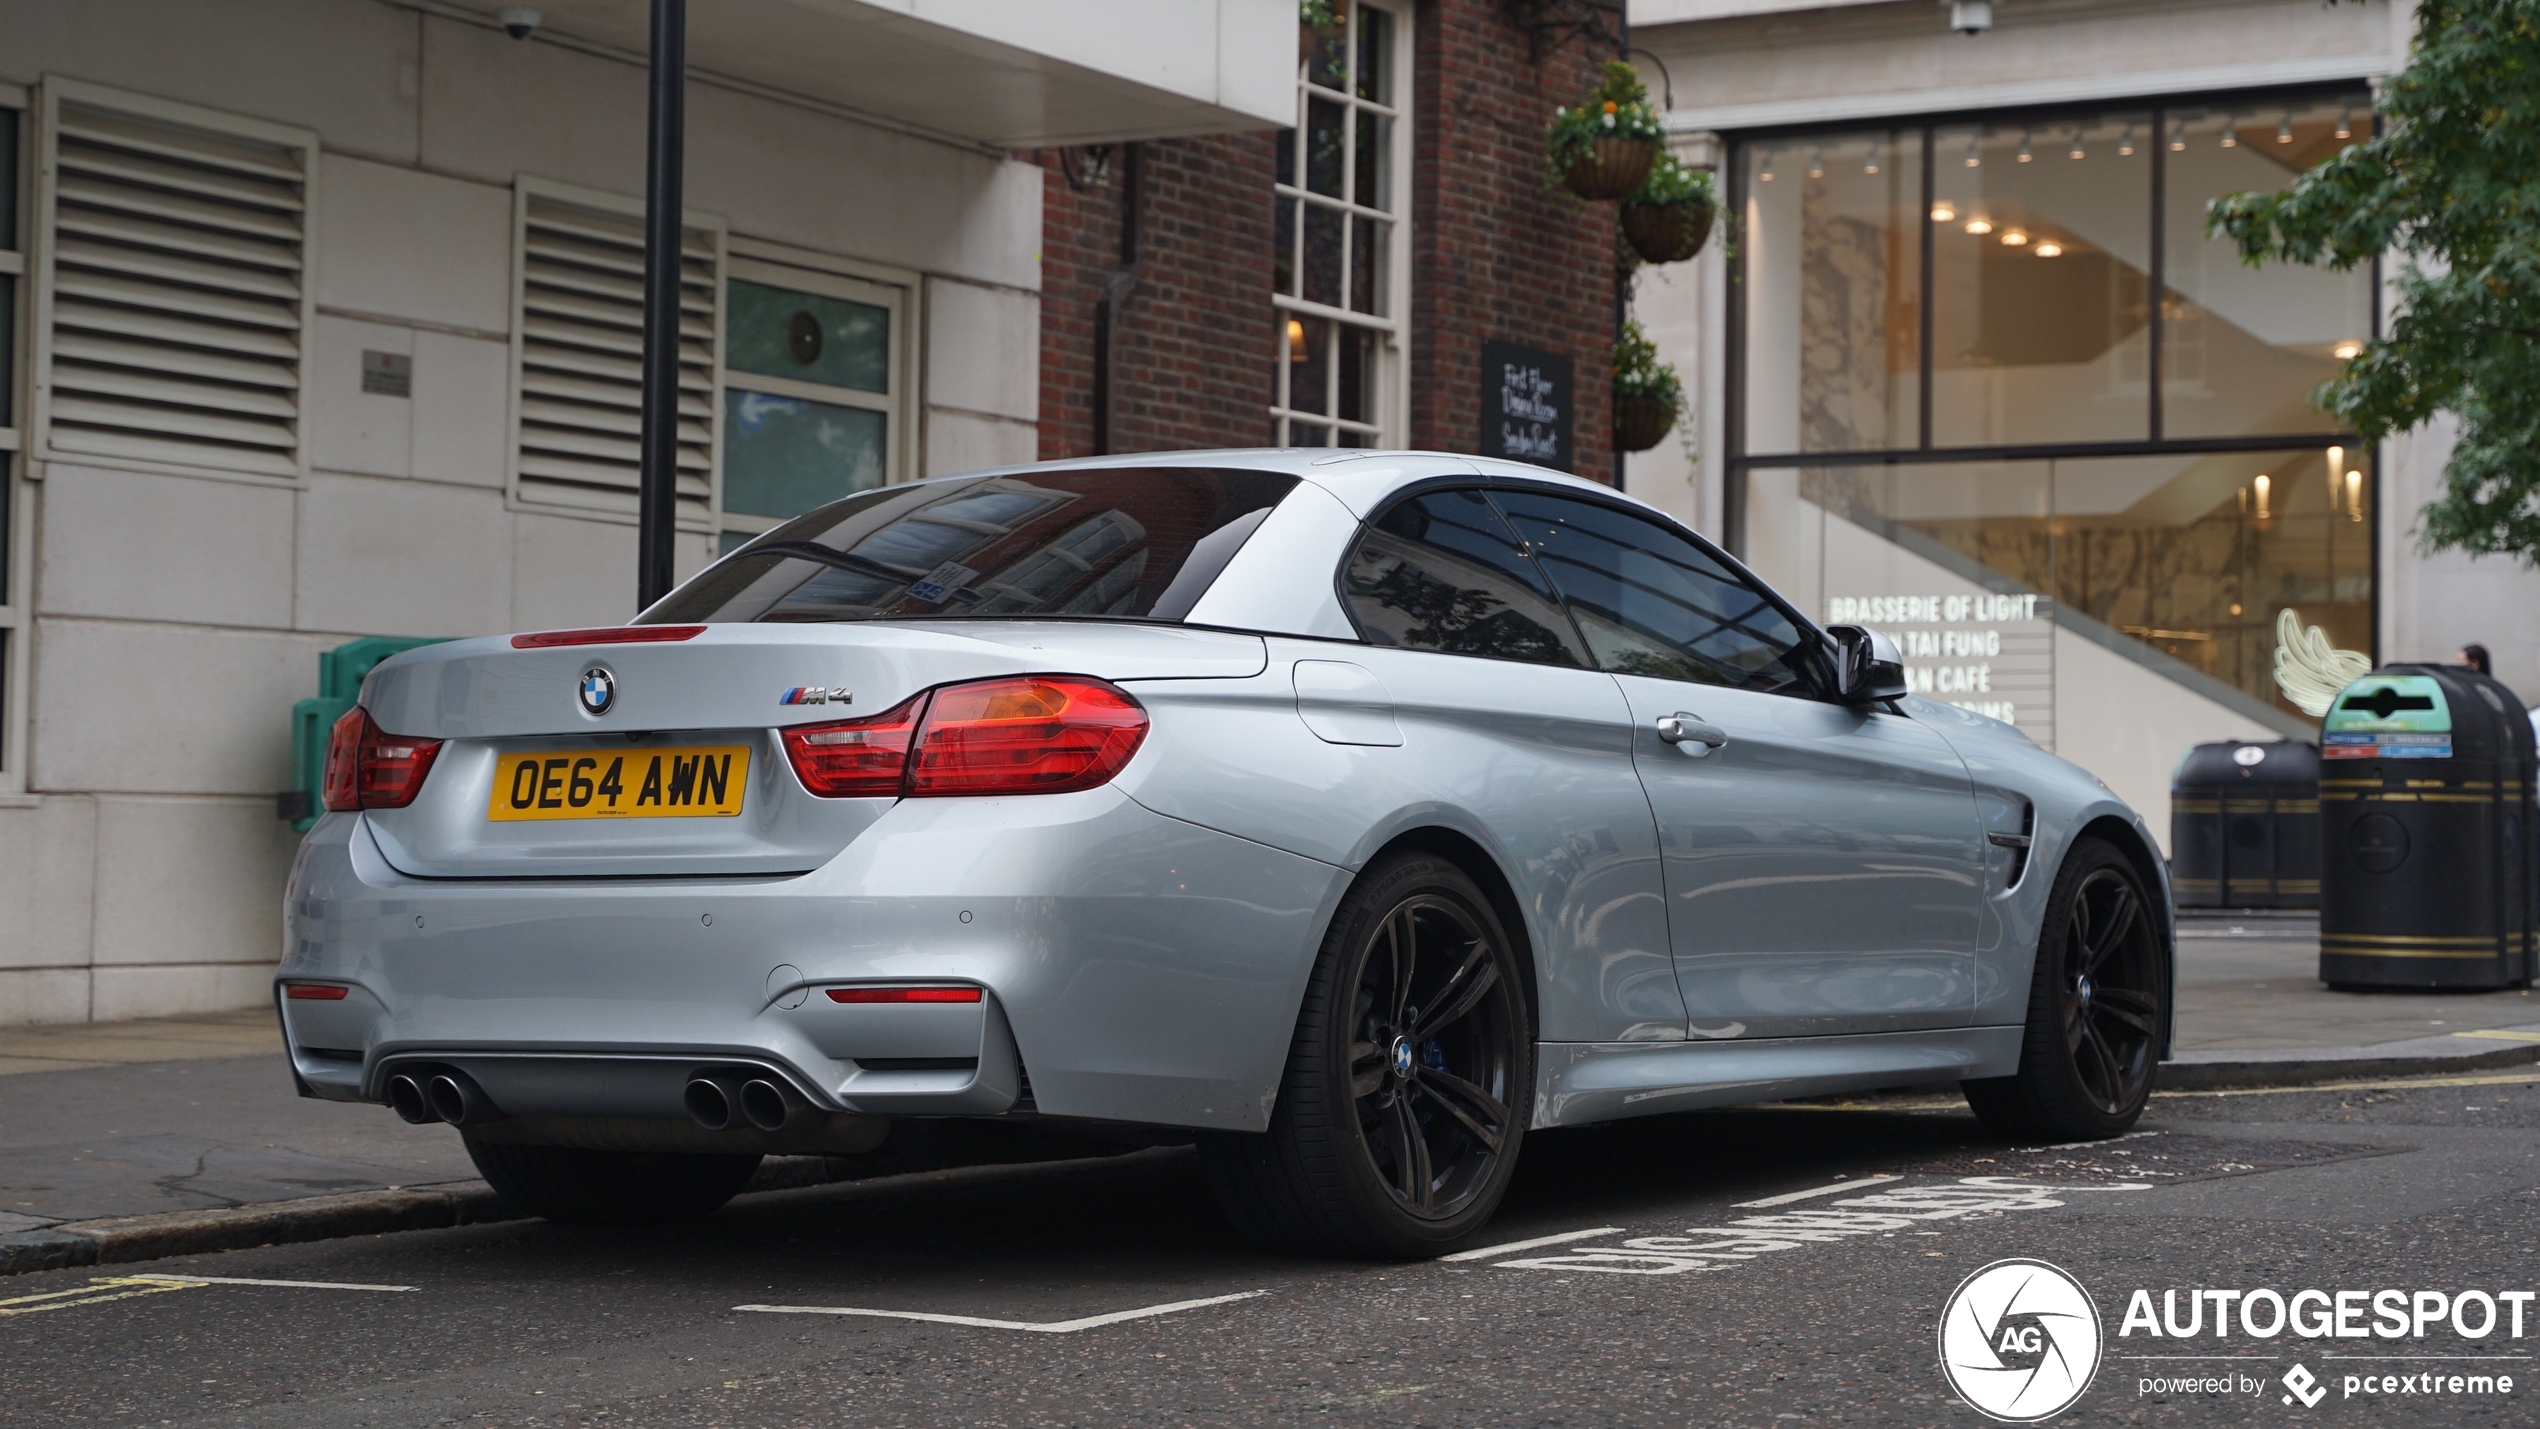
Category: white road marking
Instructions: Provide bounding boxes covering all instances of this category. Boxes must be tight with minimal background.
[1439,1227,1628,1262]
[734,1289,1269,1333]
[1734,1174,1901,1207]
[127,1274,416,1292]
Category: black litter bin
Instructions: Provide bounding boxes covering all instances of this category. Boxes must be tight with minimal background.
[2318,664,2539,989]
[2171,740,2320,909]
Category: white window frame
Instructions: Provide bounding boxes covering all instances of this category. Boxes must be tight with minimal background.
[505,174,727,532]
[0,80,28,798]
[716,235,919,549]
[1271,0,1413,448]
[28,76,320,489]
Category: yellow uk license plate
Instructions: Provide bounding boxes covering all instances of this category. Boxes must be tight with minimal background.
[488,746,750,821]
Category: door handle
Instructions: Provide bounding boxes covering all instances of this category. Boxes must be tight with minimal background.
[1655,713,1728,754]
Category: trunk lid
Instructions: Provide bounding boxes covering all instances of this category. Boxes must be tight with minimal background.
[357,622,1264,878]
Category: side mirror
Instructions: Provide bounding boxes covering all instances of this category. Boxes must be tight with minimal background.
[1827,624,1908,704]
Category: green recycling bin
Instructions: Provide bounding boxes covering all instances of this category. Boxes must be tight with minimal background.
[281,635,450,832]
[2317,664,2538,989]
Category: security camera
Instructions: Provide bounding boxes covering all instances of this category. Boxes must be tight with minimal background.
[498,6,541,40]
[1949,0,1992,32]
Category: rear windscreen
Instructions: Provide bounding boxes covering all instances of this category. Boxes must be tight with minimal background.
[644,468,1299,625]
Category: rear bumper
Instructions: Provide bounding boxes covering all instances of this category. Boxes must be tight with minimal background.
[279,786,1348,1132]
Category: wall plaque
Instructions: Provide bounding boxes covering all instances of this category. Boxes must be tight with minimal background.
[1479,339,1572,472]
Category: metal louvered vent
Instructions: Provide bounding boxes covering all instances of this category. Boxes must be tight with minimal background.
[42,100,312,479]
[514,191,719,518]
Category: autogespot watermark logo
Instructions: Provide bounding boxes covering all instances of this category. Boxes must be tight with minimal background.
[1939,1259,2104,1422]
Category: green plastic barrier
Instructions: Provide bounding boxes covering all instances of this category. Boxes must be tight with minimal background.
[282,635,450,832]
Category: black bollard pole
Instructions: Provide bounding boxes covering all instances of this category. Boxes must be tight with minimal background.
[636,0,686,611]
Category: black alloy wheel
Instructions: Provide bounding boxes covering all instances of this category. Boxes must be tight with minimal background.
[1347,893,1523,1220]
[1202,853,1531,1258]
[1963,837,2167,1142]
[2058,865,2163,1114]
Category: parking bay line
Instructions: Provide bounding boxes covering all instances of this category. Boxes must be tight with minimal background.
[1439,1227,1627,1262]
[734,1289,1270,1333]
[128,1274,416,1292]
[0,1276,204,1317]
[1734,1174,1902,1208]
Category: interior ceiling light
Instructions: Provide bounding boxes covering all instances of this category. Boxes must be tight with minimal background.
[2000,228,2029,246]
[1865,157,1880,174]
[2118,126,2136,156]
[2277,115,2295,144]
[1964,217,1993,235]
[1758,148,1775,181]
[2016,133,2033,163]
[2333,339,2365,360]
[1965,137,1982,168]
[2334,110,2353,139]
[2034,241,2064,257]
[2068,133,2085,160]
[1931,202,1958,223]
[2170,121,2188,152]
[2219,116,2239,149]
[1808,150,1824,178]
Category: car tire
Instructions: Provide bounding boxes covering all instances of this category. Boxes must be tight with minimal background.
[465,1140,763,1226]
[1200,852,1532,1259]
[1962,836,2168,1142]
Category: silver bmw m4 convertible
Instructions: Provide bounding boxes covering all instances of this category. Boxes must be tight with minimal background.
[280,449,2173,1256]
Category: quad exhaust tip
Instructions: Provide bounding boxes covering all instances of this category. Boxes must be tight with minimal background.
[739,1079,791,1133]
[426,1071,496,1126]
[386,1073,434,1125]
[684,1077,735,1131]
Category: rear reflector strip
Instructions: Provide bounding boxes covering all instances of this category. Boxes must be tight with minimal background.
[284,984,351,1000]
[825,987,983,1004]
[510,625,706,649]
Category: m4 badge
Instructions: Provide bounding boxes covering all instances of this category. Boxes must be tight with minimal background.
[780,687,852,707]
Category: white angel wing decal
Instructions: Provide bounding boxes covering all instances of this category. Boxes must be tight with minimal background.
[2271,606,2371,717]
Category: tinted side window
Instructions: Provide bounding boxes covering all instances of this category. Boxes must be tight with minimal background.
[1343,490,1591,668]
[1492,491,1822,696]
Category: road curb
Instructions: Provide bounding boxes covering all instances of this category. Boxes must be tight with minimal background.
[2157,1037,2540,1091]
[0,1182,519,1279]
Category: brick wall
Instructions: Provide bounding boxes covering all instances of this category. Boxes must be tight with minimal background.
[1035,4,1620,475]
[1412,0,1619,479]
[1035,135,1279,459]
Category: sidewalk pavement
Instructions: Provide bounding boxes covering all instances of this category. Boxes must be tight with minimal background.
[1,921,2535,1273]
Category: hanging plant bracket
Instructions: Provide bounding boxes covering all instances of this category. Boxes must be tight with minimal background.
[1504,0,1624,62]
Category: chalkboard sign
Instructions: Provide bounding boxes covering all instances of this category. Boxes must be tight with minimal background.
[1480,339,1573,473]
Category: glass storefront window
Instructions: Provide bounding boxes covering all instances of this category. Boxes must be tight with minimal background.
[1737,88,2372,460]
[1930,113,2153,446]
[1740,129,1922,453]
[1743,446,2373,732]
[2160,100,2374,440]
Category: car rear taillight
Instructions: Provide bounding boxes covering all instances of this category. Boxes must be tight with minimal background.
[509,625,706,649]
[782,693,929,797]
[781,676,1148,799]
[908,676,1147,796]
[826,986,983,1004]
[319,707,444,812]
[284,984,351,1000]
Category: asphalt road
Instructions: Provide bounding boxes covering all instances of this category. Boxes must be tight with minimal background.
[5,1071,2535,1428]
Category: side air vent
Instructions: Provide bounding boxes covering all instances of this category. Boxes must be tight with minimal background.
[510,183,722,519]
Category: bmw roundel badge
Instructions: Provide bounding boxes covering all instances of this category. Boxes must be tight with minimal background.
[578,667,615,716]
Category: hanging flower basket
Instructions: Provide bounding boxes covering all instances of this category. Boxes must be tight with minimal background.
[1614,393,1677,453]
[1612,317,1683,455]
[1619,154,1718,265]
[1622,195,1715,264]
[1562,138,1662,201]
[1547,62,1666,202]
